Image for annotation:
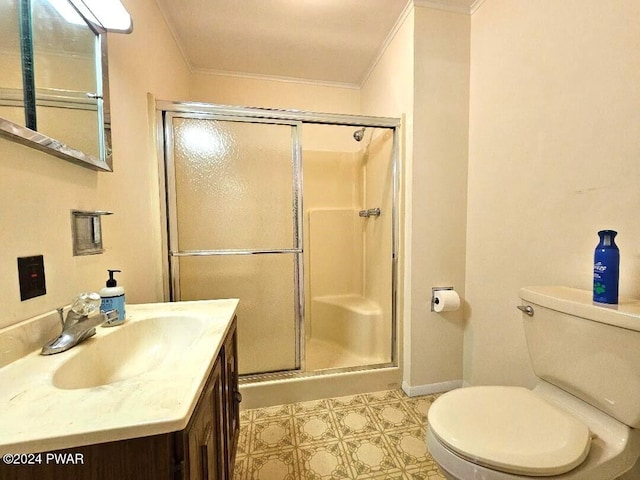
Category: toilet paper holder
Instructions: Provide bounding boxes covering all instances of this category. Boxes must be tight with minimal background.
[431,286,454,312]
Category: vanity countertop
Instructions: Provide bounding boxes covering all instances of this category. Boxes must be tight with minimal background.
[0,299,238,454]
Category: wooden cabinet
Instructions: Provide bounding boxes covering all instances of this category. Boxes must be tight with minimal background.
[3,318,240,480]
[178,319,240,480]
[223,324,240,478]
[178,358,226,480]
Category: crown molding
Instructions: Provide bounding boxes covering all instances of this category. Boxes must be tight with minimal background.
[414,0,473,14]
[360,0,415,87]
[361,0,481,88]
[414,0,486,14]
[190,68,360,90]
[470,0,487,14]
[154,0,195,73]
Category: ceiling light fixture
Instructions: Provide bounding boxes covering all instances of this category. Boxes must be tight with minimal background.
[48,0,133,33]
[46,0,85,26]
[69,0,132,33]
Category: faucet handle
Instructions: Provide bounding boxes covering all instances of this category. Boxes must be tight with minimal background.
[70,292,101,316]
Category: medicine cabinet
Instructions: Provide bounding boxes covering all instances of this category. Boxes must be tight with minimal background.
[0,0,112,171]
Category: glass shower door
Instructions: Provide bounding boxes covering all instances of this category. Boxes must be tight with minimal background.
[165,115,302,375]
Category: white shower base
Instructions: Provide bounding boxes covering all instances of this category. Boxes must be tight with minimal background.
[239,294,396,409]
[306,294,390,370]
[305,338,385,370]
[239,366,401,409]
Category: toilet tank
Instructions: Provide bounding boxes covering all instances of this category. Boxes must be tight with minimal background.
[520,286,640,428]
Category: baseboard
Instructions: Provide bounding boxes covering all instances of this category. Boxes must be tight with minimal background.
[402,379,463,397]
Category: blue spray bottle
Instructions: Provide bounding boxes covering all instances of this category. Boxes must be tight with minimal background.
[593,230,619,304]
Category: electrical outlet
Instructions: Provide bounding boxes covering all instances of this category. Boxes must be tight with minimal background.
[17,255,46,301]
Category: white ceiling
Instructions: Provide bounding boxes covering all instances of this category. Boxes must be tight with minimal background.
[155,0,476,86]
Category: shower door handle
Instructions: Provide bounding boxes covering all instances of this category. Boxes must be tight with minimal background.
[359,208,381,218]
[170,248,302,256]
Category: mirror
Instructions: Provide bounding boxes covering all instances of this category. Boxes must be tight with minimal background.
[0,0,112,171]
[0,0,25,127]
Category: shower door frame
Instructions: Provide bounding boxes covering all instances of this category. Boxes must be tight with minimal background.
[156,100,401,380]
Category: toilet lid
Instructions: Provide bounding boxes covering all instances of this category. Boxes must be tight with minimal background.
[428,386,592,476]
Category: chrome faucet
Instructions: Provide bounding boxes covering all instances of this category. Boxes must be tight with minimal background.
[41,293,118,355]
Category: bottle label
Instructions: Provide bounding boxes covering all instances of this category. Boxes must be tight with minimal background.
[100,294,126,321]
[593,258,619,304]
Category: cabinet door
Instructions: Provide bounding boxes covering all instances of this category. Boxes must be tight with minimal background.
[185,359,225,480]
[210,361,226,480]
[224,319,241,467]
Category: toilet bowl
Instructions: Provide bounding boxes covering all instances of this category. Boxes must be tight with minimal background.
[426,286,640,479]
[427,384,640,479]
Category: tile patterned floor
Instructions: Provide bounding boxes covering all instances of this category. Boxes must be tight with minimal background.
[233,390,445,480]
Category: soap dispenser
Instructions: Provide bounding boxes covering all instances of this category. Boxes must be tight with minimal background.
[593,230,619,304]
[100,269,126,326]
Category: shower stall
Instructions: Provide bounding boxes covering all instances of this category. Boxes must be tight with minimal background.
[158,102,399,399]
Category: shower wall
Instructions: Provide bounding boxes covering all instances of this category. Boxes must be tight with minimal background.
[303,125,393,370]
[303,148,362,341]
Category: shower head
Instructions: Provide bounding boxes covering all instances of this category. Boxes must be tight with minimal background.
[353,127,366,142]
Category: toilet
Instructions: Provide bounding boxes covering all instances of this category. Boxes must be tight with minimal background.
[426,286,640,479]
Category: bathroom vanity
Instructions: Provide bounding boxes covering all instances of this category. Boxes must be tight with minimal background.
[0,300,240,480]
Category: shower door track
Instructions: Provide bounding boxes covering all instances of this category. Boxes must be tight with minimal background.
[240,362,398,385]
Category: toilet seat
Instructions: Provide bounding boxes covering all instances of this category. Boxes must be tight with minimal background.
[428,386,592,476]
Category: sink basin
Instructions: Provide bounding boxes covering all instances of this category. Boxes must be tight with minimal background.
[52,315,206,389]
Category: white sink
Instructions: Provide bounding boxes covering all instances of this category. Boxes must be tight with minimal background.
[52,315,206,389]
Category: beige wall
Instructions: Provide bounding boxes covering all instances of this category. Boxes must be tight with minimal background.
[0,0,189,329]
[362,5,470,394]
[361,5,415,389]
[406,6,469,391]
[465,0,640,387]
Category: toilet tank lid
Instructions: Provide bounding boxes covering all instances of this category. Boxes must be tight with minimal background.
[520,286,640,333]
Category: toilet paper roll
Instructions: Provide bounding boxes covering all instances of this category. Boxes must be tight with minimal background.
[433,289,461,312]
